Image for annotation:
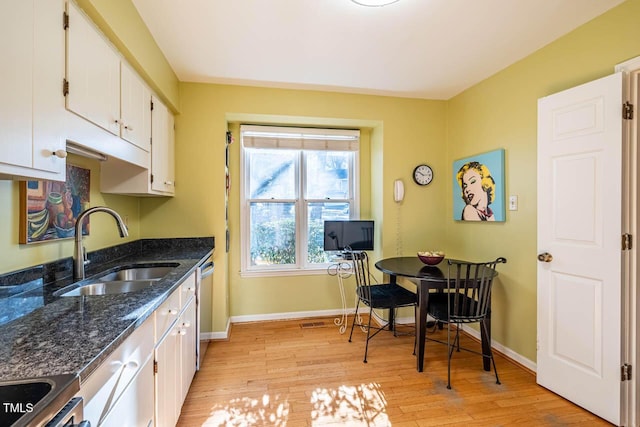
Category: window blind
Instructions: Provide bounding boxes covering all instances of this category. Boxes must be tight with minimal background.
[241,125,360,151]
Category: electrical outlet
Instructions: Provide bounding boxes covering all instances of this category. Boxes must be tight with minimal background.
[509,195,518,211]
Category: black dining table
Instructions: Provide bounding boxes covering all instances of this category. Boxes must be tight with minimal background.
[375,257,494,373]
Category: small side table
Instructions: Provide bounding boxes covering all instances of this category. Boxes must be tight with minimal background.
[327,259,353,334]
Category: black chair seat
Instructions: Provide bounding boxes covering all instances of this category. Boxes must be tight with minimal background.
[358,284,416,308]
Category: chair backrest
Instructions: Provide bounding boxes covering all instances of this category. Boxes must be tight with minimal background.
[345,250,375,303]
[446,257,507,321]
[348,250,369,287]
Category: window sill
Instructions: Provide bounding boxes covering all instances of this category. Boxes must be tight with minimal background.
[240,266,333,278]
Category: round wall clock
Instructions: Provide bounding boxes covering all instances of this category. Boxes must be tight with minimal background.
[413,164,433,186]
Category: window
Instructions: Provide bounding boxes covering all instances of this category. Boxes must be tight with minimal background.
[240,125,360,274]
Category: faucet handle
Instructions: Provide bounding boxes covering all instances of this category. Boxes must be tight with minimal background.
[82,246,90,266]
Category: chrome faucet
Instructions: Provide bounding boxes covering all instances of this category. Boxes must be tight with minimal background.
[73,206,129,281]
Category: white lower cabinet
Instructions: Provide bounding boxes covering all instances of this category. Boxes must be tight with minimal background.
[100,356,155,427]
[78,317,154,426]
[155,318,181,426]
[180,297,197,405]
[155,274,198,427]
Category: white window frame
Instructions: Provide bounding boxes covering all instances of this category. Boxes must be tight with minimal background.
[240,125,361,277]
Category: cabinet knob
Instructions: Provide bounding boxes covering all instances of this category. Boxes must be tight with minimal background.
[182,321,191,328]
[50,149,67,159]
[124,125,134,131]
[164,181,174,186]
[167,308,179,315]
[185,287,194,292]
[178,329,187,336]
[125,360,139,369]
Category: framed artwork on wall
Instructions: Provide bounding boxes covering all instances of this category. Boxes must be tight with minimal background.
[19,164,91,244]
[452,148,505,222]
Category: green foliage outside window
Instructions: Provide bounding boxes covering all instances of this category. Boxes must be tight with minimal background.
[251,219,328,265]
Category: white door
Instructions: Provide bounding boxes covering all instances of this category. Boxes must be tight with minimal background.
[537,72,626,425]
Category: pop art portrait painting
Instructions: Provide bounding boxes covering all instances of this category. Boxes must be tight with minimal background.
[453,149,505,222]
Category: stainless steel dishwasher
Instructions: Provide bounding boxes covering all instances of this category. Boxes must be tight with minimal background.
[196,256,214,370]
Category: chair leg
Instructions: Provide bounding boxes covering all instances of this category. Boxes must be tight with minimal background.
[348,299,361,342]
[363,308,374,363]
[481,321,501,385]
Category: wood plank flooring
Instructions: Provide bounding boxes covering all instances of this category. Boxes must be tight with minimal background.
[177,316,611,426]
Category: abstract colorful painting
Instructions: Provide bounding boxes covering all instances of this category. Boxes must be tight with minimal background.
[19,164,90,243]
[452,149,505,222]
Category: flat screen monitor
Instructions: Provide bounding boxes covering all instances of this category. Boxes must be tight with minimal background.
[323,220,374,251]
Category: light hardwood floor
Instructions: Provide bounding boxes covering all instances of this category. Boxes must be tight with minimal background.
[178,316,611,426]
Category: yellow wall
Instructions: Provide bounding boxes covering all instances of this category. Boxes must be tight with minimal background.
[445,0,640,361]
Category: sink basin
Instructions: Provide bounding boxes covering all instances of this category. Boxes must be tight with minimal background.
[56,263,179,297]
[0,374,79,426]
[98,265,175,282]
[59,280,154,296]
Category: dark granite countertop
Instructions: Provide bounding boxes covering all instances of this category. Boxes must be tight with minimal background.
[0,237,214,383]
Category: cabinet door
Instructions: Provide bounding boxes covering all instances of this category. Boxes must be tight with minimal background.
[180,297,197,405]
[0,0,65,178]
[151,97,175,194]
[33,0,66,174]
[155,325,180,427]
[0,1,33,169]
[66,1,120,136]
[100,356,155,427]
[121,63,151,151]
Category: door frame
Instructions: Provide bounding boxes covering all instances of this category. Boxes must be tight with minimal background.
[615,56,640,427]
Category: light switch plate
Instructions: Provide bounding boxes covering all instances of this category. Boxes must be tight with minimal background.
[509,195,518,211]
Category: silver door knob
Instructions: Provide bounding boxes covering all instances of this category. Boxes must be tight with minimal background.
[538,252,553,262]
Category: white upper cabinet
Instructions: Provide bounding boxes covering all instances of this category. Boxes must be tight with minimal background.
[64,0,151,169]
[151,97,175,195]
[0,0,66,180]
[120,63,152,151]
[100,95,174,196]
[66,0,120,136]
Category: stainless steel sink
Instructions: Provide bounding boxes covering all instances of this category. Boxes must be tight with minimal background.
[59,280,155,296]
[97,266,175,282]
[56,263,179,297]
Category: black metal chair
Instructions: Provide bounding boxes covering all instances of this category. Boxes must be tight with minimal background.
[347,250,417,363]
[426,257,507,389]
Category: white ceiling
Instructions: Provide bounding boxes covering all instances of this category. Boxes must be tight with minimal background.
[131,0,624,100]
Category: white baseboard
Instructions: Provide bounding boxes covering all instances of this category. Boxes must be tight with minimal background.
[200,317,231,341]
[231,308,349,324]
[460,324,537,372]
